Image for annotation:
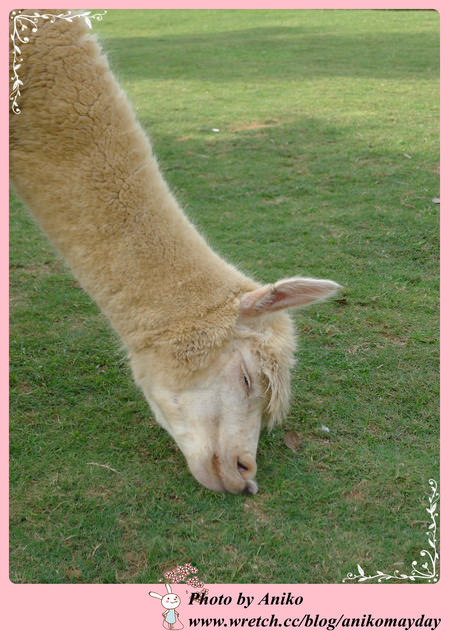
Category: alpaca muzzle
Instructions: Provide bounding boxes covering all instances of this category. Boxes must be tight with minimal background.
[188,452,258,495]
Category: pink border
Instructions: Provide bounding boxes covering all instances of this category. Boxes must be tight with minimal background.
[4,1,445,637]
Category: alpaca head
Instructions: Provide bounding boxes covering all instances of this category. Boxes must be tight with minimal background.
[132,277,340,494]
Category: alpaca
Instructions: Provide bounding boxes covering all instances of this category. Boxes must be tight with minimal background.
[9,12,340,494]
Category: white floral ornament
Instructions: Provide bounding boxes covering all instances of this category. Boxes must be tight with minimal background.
[343,479,439,583]
[9,9,107,114]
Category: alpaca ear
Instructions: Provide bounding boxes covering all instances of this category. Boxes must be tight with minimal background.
[238,277,341,318]
[165,584,172,593]
[149,591,163,599]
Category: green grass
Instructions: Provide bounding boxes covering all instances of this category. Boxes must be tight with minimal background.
[9,9,439,584]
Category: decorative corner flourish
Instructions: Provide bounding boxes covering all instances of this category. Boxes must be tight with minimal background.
[343,478,439,583]
[9,9,107,114]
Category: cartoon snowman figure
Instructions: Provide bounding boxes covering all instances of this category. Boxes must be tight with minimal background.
[149,584,184,630]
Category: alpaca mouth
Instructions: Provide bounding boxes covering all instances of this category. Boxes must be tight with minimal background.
[243,481,258,495]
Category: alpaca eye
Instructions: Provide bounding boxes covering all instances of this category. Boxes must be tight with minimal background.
[240,364,252,395]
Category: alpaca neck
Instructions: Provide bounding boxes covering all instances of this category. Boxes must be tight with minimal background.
[10,16,256,360]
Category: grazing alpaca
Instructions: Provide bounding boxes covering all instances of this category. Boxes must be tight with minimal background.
[9,12,340,494]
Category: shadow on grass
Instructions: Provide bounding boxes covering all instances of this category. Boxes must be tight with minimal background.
[145,115,439,274]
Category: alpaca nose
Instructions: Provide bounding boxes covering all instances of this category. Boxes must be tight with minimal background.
[237,455,258,495]
[237,455,256,478]
[190,452,258,494]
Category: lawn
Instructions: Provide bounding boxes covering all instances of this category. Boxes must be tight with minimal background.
[9,9,439,584]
